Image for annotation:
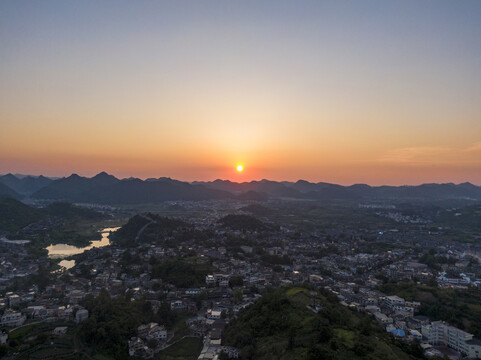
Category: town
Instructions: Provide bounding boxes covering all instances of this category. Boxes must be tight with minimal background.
[0,198,481,359]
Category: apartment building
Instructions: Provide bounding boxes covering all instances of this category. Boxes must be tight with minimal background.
[422,321,481,358]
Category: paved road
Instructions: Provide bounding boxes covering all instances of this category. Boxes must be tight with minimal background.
[135,215,156,241]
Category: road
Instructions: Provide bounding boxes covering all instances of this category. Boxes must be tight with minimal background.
[135,215,156,242]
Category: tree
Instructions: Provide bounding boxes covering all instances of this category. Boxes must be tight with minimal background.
[218,351,230,360]
[234,290,243,304]
[229,276,244,288]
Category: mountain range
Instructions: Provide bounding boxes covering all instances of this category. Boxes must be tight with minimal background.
[1,172,481,204]
[0,173,53,195]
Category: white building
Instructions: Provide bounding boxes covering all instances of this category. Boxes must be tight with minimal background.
[207,309,222,320]
[0,311,26,327]
[138,322,167,341]
[128,337,154,358]
[0,331,7,345]
[75,309,89,323]
[422,321,481,358]
[383,295,416,313]
[467,339,481,359]
[171,300,186,311]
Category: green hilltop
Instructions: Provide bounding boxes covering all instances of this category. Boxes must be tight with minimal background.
[223,286,426,360]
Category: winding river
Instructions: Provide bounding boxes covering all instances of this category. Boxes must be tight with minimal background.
[46,227,119,269]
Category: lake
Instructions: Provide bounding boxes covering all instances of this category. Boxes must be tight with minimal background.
[47,227,120,268]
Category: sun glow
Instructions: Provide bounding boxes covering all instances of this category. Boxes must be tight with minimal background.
[236,164,244,172]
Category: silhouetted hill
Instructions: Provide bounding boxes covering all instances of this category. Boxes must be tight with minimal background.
[194,179,304,198]
[22,171,481,203]
[90,171,119,187]
[112,213,188,246]
[0,197,42,232]
[44,202,103,220]
[200,179,481,201]
[0,198,104,232]
[100,178,231,203]
[0,173,52,195]
[32,173,96,200]
[0,182,21,199]
[32,173,232,204]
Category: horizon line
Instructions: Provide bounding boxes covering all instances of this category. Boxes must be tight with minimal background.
[1,171,480,188]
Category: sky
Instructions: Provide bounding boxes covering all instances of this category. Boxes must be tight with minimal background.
[1,1,480,185]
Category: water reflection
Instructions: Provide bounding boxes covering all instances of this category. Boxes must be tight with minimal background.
[47,227,119,259]
[58,259,75,270]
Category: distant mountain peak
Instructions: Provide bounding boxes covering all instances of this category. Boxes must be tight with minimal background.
[92,171,117,180]
[213,179,232,184]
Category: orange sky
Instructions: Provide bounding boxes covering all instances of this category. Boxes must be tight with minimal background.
[1,1,480,185]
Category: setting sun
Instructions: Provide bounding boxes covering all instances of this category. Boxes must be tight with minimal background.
[236,164,244,172]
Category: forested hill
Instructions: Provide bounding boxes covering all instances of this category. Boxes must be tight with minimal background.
[0,197,42,232]
[12,171,480,203]
[222,286,426,360]
[0,197,104,232]
[111,213,189,247]
[0,182,21,200]
[32,172,234,203]
[0,173,52,195]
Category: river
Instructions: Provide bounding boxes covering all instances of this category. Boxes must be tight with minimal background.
[47,227,119,269]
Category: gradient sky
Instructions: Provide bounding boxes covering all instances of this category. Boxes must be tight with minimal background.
[1,1,480,185]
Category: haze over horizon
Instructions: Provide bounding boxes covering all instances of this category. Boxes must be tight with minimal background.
[1,1,480,185]
[2,170,481,188]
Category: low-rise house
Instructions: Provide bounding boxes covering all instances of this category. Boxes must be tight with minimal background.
[7,293,21,307]
[374,312,393,325]
[409,329,422,340]
[185,288,201,296]
[53,326,68,336]
[207,309,222,320]
[137,323,167,341]
[170,300,186,311]
[206,275,216,285]
[383,295,415,313]
[128,337,153,359]
[365,305,381,314]
[0,310,26,327]
[76,308,89,323]
[69,290,85,304]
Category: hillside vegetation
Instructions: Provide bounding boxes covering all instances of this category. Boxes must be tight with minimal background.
[0,197,42,232]
[0,198,104,233]
[112,213,188,247]
[223,286,426,360]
